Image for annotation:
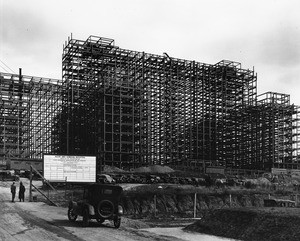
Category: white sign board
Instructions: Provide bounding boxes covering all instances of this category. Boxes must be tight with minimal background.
[43,155,96,182]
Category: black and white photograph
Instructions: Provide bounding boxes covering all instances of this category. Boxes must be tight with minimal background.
[1,0,300,240]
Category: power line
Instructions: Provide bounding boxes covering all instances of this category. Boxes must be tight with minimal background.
[0,63,10,73]
[0,59,16,73]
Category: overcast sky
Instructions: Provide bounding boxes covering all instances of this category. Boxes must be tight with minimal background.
[1,0,300,104]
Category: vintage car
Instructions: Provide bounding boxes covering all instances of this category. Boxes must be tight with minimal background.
[67,184,123,228]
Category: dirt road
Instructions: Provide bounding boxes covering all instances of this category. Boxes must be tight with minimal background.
[0,183,183,241]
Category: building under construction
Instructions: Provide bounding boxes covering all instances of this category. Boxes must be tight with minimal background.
[1,35,300,172]
[0,70,62,168]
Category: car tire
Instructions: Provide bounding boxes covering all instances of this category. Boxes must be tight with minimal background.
[114,217,121,228]
[68,207,77,222]
[82,208,90,227]
[97,200,114,219]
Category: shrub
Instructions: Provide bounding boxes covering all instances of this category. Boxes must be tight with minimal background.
[245,181,257,189]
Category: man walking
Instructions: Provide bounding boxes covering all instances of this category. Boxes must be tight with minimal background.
[11,181,16,202]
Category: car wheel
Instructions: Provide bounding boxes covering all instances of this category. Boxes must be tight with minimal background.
[114,217,121,228]
[97,200,114,219]
[82,208,90,227]
[68,207,77,222]
[96,217,105,224]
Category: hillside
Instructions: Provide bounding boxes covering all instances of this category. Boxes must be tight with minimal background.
[184,207,300,241]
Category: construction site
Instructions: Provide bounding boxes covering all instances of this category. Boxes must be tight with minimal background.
[1,35,300,173]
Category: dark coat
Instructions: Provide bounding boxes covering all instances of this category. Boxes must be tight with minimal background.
[11,184,16,194]
[19,184,25,199]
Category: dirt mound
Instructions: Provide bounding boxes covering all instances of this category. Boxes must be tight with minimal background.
[256,177,271,185]
[262,172,300,186]
[184,208,300,241]
[247,177,272,187]
[103,165,126,173]
[132,165,174,174]
[132,166,149,173]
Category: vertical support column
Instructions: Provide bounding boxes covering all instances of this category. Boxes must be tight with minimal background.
[18,68,22,157]
[154,194,157,217]
[193,193,197,218]
[29,165,33,202]
[66,119,69,154]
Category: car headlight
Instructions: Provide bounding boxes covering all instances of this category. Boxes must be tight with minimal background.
[118,205,123,215]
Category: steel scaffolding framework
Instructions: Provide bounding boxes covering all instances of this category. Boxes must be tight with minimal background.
[255,92,300,169]
[59,35,300,171]
[1,35,300,172]
[0,71,62,166]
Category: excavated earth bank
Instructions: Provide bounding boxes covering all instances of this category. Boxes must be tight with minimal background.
[184,208,300,241]
[121,187,300,240]
[121,190,267,218]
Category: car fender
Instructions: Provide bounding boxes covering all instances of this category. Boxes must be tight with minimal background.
[69,201,95,216]
[69,201,79,213]
[84,203,95,216]
[68,201,78,210]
